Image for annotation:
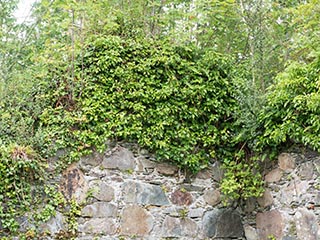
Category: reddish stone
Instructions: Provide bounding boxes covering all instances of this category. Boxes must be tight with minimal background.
[156,162,178,176]
[265,168,283,183]
[203,189,221,206]
[120,205,154,236]
[256,210,284,240]
[170,189,193,206]
[257,189,273,208]
[278,153,295,172]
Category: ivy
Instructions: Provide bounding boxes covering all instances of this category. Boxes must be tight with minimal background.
[0,145,45,233]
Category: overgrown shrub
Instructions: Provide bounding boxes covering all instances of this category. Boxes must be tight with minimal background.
[71,36,240,172]
[258,57,320,152]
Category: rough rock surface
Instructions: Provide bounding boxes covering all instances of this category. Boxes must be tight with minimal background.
[60,163,88,203]
[295,208,318,240]
[256,210,284,240]
[102,146,135,170]
[120,205,154,236]
[123,181,169,206]
[170,189,193,206]
[161,216,197,237]
[21,143,320,240]
[203,189,221,206]
[202,209,244,238]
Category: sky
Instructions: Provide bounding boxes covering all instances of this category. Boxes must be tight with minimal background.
[14,0,37,24]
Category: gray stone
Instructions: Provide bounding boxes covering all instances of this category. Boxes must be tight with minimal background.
[265,168,283,183]
[244,197,256,213]
[90,182,114,202]
[299,162,314,180]
[81,202,117,218]
[244,224,258,240]
[188,208,204,218]
[283,236,297,240]
[136,156,156,172]
[79,218,116,234]
[156,162,178,176]
[295,208,318,240]
[280,180,309,205]
[60,163,88,203]
[202,209,244,238]
[80,151,103,168]
[212,161,224,182]
[161,216,197,238]
[123,181,169,206]
[256,210,284,240]
[120,205,154,236]
[102,146,135,171]
[163,206,183,217]
[170,189,193,206]
[181,184,205,192]
[40,212,65,234]
[279,153,296,172]
[203,189,221,206]
[257,189,273,208]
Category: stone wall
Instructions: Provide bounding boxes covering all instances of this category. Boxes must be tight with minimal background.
[45,143,319,239]
[244,152,320,240]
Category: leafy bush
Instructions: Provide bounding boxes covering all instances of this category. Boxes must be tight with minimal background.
[73,36,240,172]
[258,58,320,151]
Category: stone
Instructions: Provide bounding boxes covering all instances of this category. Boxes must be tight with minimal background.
[212,161,224,182]
[244,224,258,240]
[295,208,318,240]
[283,236,297,240]
[60,163,88,203]
[202,209,244,238]
[102,146,135,171]
[163,206,183,217]
[161,216,197,238]
[81,202,117,218]
[265,168,283,183]
[181,184,205,192]
[203,189,221,206]
[256,210,284,240]
[79,218,116,234]
[80,151,103,168]
[123,181,169,206]
[280,180,309,205]
[170,189,193,206]
[188,208,205,218]
[196,167,213,180]
[257,189,273,208]
[90,181,114,202]
[136,156,156,172]
[244,197,256,213]
[299,162,314,180]
[120,205,154,236]
[156,162,178,176]
[40,212,65,234]
[279,153,296,172]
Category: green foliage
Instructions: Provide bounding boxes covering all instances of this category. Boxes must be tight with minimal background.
[258,57,320,152]
[72,36,239,172]
[0,144,45,233]
[221,151,264,200]
[2,1,320,230]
